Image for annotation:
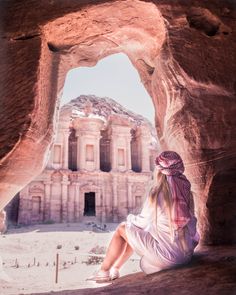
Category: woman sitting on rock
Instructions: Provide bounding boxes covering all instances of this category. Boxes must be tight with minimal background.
[89,151,200,282]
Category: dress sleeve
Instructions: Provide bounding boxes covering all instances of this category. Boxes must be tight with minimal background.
[126,199,153,229]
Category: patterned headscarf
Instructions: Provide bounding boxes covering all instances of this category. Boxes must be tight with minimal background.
[155,151,184,176]
[155,151,191,229]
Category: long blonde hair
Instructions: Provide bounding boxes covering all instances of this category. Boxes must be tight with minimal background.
[148,168,174,238]
[148,168,190,253]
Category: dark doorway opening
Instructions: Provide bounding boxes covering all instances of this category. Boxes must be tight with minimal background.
[5,193,20,225]
[84,192,96,216]
[131,129,142,172]
[68,128,77,171]
[100,130,111,172]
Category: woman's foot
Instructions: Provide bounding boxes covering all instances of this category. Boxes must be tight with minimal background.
[87,267,120,283]
[87,269,111,283]
[110,267,120,280]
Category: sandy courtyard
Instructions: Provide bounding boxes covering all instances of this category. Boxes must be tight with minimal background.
[0,223,140,295]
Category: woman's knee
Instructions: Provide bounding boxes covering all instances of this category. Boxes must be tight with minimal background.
[117,222,127,239]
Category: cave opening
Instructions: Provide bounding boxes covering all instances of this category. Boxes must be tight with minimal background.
[207,167,236,244]
[0,1,235,294]
[1,0,234,250]
[62,53,157,174]
[0,0,166,213]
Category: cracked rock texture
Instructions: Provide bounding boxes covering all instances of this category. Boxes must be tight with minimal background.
[0,0,236,245]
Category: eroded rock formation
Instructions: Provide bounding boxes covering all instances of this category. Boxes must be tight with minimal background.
[0,0,235,244]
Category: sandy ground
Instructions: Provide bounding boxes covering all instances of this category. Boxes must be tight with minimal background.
[0,223,140,295]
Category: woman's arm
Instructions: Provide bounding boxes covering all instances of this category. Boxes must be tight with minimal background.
[127,200,153,229]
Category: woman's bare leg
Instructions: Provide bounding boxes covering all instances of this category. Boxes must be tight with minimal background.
[101,222,131,272]
[112,242,133,270]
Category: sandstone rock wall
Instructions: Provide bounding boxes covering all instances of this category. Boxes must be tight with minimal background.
[0,0,235,244]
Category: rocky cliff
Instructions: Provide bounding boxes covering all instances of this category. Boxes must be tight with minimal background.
[0,0,235,245]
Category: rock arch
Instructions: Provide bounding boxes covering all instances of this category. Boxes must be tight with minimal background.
[0,0,235,244]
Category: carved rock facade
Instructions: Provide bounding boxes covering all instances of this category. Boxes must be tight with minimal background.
[17,96,158,224]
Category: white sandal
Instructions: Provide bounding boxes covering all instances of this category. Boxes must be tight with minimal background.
[110,267,120,280]
[87,269,111,283]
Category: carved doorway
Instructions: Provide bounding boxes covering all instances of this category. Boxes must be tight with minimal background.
[31,196,41,223]
[84,192,96,216]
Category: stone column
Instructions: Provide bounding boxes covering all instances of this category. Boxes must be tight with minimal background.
[43,180,52,221]
[79,134,85,170]
[62,130,70,169]
[100,180,107,223]
[74,131,90,171]
[74,131,80,170]
[68,183,75,223]
[110,131,117,171]
[96,191,102,221]
[102,208,106,223]
[127,181,133,214]
[74,183,80,222]
[112,176,118,222]
[50,173,62,223]
[126,135,132,171]
[95,136,101,171]
[61,175,69,223]
[110,126,119,171]
[140,126,151,172]
[141,137,150,172]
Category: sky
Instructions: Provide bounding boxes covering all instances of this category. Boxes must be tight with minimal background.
[61,53,155,123]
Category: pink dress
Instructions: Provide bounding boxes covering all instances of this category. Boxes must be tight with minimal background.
[125,191,200,274]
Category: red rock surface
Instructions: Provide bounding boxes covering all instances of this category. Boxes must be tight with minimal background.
[34,246,236,295]
[0,0,236,245]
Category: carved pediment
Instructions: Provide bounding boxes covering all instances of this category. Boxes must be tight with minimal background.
[51,171,63,182]
[133,184,145,195]
[29,183,44,194]
[80,181,100,192]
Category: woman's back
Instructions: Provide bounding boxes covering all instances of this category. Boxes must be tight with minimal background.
[151,190,198,262]
[126,151,199,273]
[91,150,200,282]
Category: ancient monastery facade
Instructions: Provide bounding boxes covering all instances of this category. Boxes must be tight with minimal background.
[17,96,158,224]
